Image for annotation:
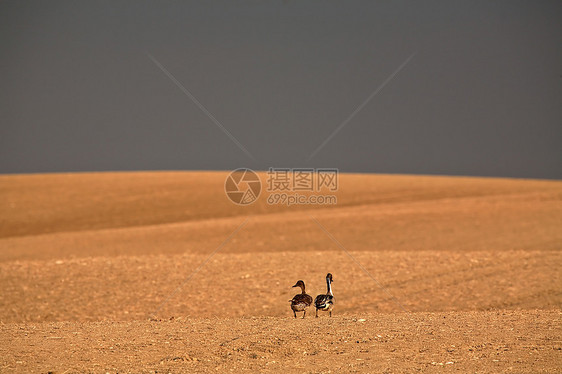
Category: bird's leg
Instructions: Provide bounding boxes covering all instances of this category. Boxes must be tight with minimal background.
[302,310,306,319]
[293,310,297,318]
[315,309,318,318]
[329,311,332,317]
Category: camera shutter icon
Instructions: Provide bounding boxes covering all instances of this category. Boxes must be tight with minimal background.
[225,168,261,205]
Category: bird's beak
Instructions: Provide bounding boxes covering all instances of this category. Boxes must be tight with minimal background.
[292,284,298,288]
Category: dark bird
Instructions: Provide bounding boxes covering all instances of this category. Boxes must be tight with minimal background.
[289,280,313,318]
[314,273,334,317]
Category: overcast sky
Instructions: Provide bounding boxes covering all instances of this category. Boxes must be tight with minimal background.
[1,1,560,178]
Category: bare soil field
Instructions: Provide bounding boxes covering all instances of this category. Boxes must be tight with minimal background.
[0,172,561,373]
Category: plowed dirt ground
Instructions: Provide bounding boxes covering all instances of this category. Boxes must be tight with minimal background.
[1,172,560,373]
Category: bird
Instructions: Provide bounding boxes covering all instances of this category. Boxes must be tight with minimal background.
[289,280,313,318]
[314,273,334,317]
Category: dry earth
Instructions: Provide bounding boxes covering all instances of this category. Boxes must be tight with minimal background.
[0,172,561,373]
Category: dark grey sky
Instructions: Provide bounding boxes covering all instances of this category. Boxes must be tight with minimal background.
[1,1,561,178]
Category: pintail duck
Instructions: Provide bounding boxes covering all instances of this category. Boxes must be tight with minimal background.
[314,273,334,317]
[289,280,313,318]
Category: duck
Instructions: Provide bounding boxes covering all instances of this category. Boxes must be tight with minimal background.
[314,273,334,317]
[289,280,313,318]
